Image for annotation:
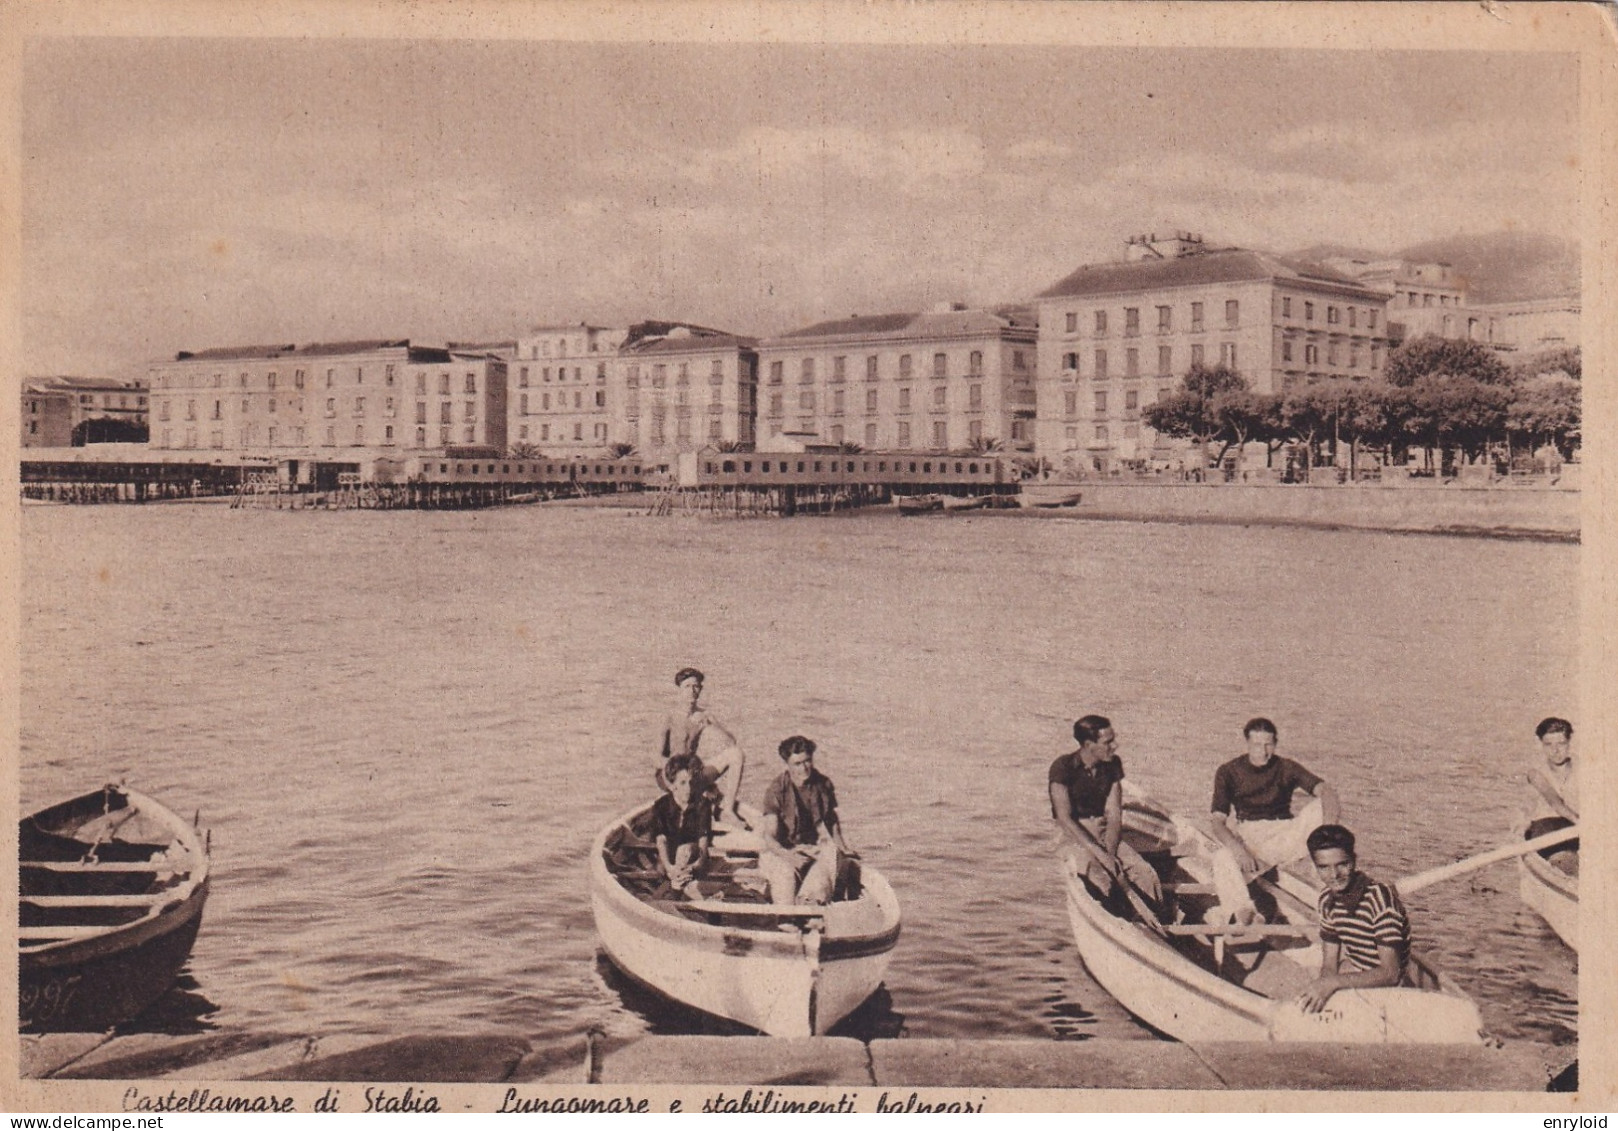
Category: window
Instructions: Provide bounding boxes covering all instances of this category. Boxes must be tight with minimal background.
[1124,308,1140,336]
[354,397,366,416]
[241,398,251,415]
[769,360,783,384]
[898,387,911,411]
[212,400,223,420]
[385,425,394,443]
[1095,424,1109,442]
[969,350,983,375]
[1156,305,1172,333]
[1371,346,1382,370]
[573,391,582,409]
[1282,340,1294,363]
[267,371,278,390]
[1125,390,1139,412]
[416,402,427,424]
[969,384,982,409]
[542,393,551,410]
[416,371,427,393]
[269,397,278,414]
[627,364,640,387]
[1191,344,1205,367]
[770,393,784,415]
[1327,306,1340,325]
[932,385,946,408]
[439,372,451,394]
[1305,344,1319,365]
[385,365,396,386]
[833,389,845,415]
[1065,311,1078,334]
[653,364,666,387]
[711,359,724,384]
[1094,310,1108,335]
[356,367,365,384]
[710,418,724,440]
[866,388,878,413]
[1125,349,1139,378]
[160,401,171,421]
[1190,302,1203,331]
[865,423,877,447]
[542,423,551,441]
[932,353,947,378]
[801,358,815,383]
[1095,350,1108,379]
[1305,302,1315,322]
[1012,351,1027,371]
[677,363,689,386]
[1158,345,1172,375]
[1350,343,1361,368]
[1220,343,1237,368]
[417,427,427,446]
[326,398,337,417]
[1368,310,1379,330]
[463,373,476,393]
[1095,390,1108,414]
[1063,352,1079,373]
[1225,299,1239,327]
[596,390,606,408]
[440,402,452,424]
[866,355,879,381]
[355,424,365,445]
[931,421,947,448]
[519,367,529,388]
[899,354,912,378]
[520,394,529,414]
[598,364,608,383]
[1064,391,1078,417]
[800,390,815,411]
[833,356,846,382]
[1282,297,1292,318]
[1348,307,1358,329]
[1328,343,1339,367]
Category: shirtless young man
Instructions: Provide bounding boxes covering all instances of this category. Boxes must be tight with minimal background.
[656,667,746,826]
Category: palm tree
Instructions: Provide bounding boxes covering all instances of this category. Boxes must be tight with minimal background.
[508,442,545,459]
[968,435,1006,454]
[607,442,639,459]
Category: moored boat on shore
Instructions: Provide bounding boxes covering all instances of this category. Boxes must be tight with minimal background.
[1519,849,1576,950]
[590,803,901,1036]
[941,494,990,512]
[1060,784,1482,1044]
[1019,483,1083,508]
[893,494,945,515]
[20,785,211,1032]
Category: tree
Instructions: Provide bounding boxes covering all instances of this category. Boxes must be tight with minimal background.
[1401,374,1511,466]
[73,418,149,445]
[1335,381,1394,478]
[606,442,638,459]
[1140,363,1249,472]
[969,435,1006,454]
[1512,346,1580,384]
[1279,382,1341,473]
[508,442,545,459]
[1508,374,1580,461]
[1386,334,1510,388]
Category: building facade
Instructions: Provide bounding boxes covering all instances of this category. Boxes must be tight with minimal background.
[754,305,1038,454]
[147,340,507,455]
[616,324,759,459]
[22,376,148,447]
[507,323,627,454]
[1032,235,1392,467]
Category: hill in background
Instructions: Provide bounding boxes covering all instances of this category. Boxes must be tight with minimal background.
[1290,231,1577,304]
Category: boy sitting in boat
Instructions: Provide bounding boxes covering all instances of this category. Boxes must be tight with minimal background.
[1526,716,1578,876]
[656,667,748,828]
[650,754,713,897]
[1049,715,1163,910]
[1206,718,1339,924]
[758,735,858,905]
[1297,823,1411,1014]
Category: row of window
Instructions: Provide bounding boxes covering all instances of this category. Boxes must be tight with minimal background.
[760,384,989,416]
[1060,343,1239,378]
[517,337,604,360]
[159,423,460,448]
[1062,389,1151,418]
[516,364,607,386]
[708,457,996,476]
[761,349,1028,386]
[1280,340,1382,369]
[157,396,472,422]
[624,359,738,388]
[1278,297,1379,330]
[517,391,607,413]
[514,422,611,443]
[1061,300,1238,337]
[155,367,489,394]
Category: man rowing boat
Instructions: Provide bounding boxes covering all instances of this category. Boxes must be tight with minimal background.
[1297,823,1412,1014]
[655,667,747,827]
[1206,718,1339,923]
[1049,715,1162,910]
[1526,716,1578,877]
[758,735,858,905]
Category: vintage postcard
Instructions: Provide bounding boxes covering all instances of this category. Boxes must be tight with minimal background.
[3,0,1613,1116]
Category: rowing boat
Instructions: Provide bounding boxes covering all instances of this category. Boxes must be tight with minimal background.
[893,494,945,515]
[1059,784,1483,1044]
[590,802,901,1036]
[1518,849,1577,951]
[20,785,211,1032]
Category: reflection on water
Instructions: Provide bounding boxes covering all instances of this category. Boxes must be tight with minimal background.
[21,506,1577,1046]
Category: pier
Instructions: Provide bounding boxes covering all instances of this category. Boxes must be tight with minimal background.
[21,1030,1572,1092]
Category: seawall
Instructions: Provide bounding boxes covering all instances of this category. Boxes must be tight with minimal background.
[1025,481,1579,541]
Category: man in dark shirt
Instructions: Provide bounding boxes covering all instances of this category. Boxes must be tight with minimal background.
[650,753,714,896]
[1207,718,1339,921]
[1049,715,1161,907]
[1297,823,1411,1013]
[758,735,856,905]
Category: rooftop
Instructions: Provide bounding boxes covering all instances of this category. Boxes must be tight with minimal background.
[1035,248,1380,301]
[24,375,146,392]
[771,305,1036,344]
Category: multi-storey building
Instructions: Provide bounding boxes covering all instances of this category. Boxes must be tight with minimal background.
[616,323,759,459]
[754,304,1037,454]
[22,376,148,447]
[1032,234,1391,467]
[509,323,627,453]
[147,340,507,455]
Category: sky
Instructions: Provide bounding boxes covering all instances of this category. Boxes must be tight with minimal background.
[22,39,1579,377]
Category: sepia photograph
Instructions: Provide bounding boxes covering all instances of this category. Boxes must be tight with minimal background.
[6,0,1613,1114]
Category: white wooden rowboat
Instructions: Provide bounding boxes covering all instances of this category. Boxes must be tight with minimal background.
[590,802,900,1037]
[20,785,211,1032]
[1519,850,1577,951]
[1060,783,1482,1044]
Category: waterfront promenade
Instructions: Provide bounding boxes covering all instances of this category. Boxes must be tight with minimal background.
[22,1029,1571,1092]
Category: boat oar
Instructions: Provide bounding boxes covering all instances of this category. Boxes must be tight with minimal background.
[1059,821,1167,938]
[1395,825,1578,896]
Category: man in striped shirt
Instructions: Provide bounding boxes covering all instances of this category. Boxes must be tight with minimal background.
[1297,824,1411,1014]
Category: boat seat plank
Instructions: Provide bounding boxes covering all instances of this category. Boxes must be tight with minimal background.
[22,892,178,908]
[1164,883,1218,896]
[19,924,121,940]
[680,899,825,919]
[21,860,171,873]
[1164,922,1316,938]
